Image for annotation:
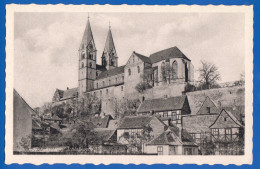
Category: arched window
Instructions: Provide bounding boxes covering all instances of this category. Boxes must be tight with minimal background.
[137,66,140,73]
[103,81,105,86]
[89,62,92,68]
[111,59,114,66]
[81,62,84,68]
[128,69,131,76]
[109,79,111,85]
[89,53,93,60]
[96,83,98,88]
[172,61,178,80]
[81,53,85,60]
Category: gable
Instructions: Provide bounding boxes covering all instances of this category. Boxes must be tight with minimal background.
[197,96,220,115]
[209,110,243,129]
[125,52,146,67]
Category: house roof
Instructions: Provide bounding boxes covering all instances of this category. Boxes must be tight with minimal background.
[96,65,125,80]
[134,52,151,64]
[61,87,78,100]
[118,116,154,129]
[149,46,190,64]
[107,119,120,129]
[209,109,243,129]
[182,114,219,133]
[137,95,188,113]
[89,115,112,128]
[96,64,107,72]
[93,128,116,143]
[147,131,181,146]
[197,96,220,115]
[14,89,36,116]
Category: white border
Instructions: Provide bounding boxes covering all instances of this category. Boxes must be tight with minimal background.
[5,4,253,165]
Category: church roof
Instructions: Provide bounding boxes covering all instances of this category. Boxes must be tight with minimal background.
[96,64,107,72]
[104,28,116,54]
[149,46,190,63]
[80,18,94,48]
[137,95,188,113]
[96,65,125,80]
[134,52,151,63]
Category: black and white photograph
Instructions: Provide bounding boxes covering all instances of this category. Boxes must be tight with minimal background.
[5,5,253,165]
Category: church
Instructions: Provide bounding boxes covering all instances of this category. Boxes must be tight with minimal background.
[52,18,194,117]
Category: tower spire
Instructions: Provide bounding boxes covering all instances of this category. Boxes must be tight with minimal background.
[80,16,94,49]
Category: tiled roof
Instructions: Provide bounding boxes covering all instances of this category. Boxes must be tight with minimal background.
[93,128,116,143]
[182,114,219,133]
[147,130,182,146]
[90,115,112,128]
[149,46,190,64]
[134,52,151,63]
[118,116,153,129]
[60,87,78,100]
[137,95,188,113]
[96,64,107,72]
[107,119,120,129]
[96,65,125,80]
[56,89,64,98]
[197,96,220,115]
[209,109,243,129]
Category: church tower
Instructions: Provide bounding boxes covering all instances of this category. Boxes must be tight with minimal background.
[101,24,118,70]
[78,17,97,97]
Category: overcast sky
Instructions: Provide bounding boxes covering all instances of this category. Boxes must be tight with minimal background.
[14,12,245,108]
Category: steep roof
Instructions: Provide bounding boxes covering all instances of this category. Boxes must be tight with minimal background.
[137,95,188,113]
[149,46,190,63]
[89,115,112,128]
[60,87,78,100]
[80,18,94,48]
[197,96,220,115]
[134,52,151,63]
[147,131,181,146]
[182,114,219,133]
[209,109,243,129]
[118,116,154,129]
[93,128,116,143]
[14,89,36,116]
[104,28,116,55]
[96,65,125,80]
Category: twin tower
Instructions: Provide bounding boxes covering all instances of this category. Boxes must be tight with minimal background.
[78,18,118,97]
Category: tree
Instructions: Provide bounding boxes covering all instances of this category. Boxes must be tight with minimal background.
[198,61,221,89]
[234,72,245,86]
[77,93,101,116]
[135,68,153,93]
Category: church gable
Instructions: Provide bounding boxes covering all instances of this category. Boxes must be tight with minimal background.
[197,96,220,115]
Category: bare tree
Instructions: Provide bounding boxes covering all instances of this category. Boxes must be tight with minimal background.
[198,61,221,89]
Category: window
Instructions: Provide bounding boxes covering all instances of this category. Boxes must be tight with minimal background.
[89,62,92,68]
[133,56,135,63]
[100,90,102,96]
[212,129,219,136]
[109,79,111,85]
[163,111,168,117]
[103,81,105,87]
[122,76,124,81]
[157,146,163,155]
[137,66,140,73]
[81,53,85,60]
[81,62,84,68]
[89,53,93,60]
[121,86,123,92]
[225,128,232,135]
[96,83,98,88]
[224,117,227,121]
[106,89,108,94]
[128,69,131,76]
[172,61,178,80]
[206,107,210,114]
[116,78,118,83]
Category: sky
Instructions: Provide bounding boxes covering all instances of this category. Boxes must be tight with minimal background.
[14,12,245,108]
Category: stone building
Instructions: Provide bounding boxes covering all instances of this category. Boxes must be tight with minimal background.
[52,18,194,117]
